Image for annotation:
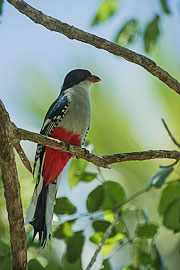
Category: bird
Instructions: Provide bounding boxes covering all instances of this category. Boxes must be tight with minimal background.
[26,69,101,247]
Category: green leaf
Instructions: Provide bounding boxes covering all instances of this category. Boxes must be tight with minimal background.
[91,0,118,26]
[158,181,179,215]
[159,0,171,14]
[92,220,112,232]
[102,259,112,270]
[144,15,160,53]
[44,262,63,270]
[163,199,180,231]
[28,259,43,270]
[1,257,11,270]
[0,0,4,16]
[0,240,10,255]
[53,220,75,239]
[76,171,97,182]
[69,158,87,188]
[87,185,104,212]
[67,231,84,263]
[102,181,127,210]
[62,254,82,270]
[147,167,173,190]
[90,220,124,244]
[115,19,140,47]
[54,197,76,215]
[136,223,158,239]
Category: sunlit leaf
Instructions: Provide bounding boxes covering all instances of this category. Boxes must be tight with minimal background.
[75,171,97,182]
[53,220,75,239]
[67,231,84,263]
[91,0,118,26]
[28,259,43,270]
[159,0,171,14]
[102,181,127,210]
[102,243,117,256]
[144,15,160,53]
[69,158,87,188]
[87,185,104,212]
[90,220,124,244]
[136,223,158,239]
[115,19,140,46]
[147,167,173,190]
[54,197,76,215]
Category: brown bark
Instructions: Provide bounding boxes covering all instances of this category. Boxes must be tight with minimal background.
[0,101,27,270]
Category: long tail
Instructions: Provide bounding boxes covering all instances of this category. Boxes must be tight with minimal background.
[26,176,60,247]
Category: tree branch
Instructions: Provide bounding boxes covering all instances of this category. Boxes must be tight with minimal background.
[0,101,27,270]
[7,0,180,95]
[12,125,180,168]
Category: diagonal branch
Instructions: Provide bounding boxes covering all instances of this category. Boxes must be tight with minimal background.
[7,0,180,95]
[85,210,120,270]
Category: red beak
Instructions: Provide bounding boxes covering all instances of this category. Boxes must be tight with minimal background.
[87,75,101,83]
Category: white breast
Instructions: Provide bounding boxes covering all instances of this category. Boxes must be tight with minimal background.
[58,84,91,138]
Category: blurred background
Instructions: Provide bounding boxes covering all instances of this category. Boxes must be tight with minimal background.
[1,0,180,269]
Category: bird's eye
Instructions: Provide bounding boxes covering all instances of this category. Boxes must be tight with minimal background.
[78,72,84,78]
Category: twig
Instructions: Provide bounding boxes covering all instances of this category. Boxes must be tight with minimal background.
[14,141,32,173]
[162,118,180,148]
[7,0,180,95]
[85,210,120,270]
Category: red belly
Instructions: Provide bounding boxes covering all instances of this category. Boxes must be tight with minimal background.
[43,126,81,185]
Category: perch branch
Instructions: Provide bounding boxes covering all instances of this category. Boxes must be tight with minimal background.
[7,0,180,95]
[12,125,180,169]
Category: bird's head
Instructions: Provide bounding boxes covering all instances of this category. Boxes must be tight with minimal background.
[61,69,101,93]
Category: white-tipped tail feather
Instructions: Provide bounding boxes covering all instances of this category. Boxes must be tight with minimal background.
[26,176,61,247]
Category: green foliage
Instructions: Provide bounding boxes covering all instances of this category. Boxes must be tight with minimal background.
[91,0,119,26]
[61,254,82,270]
[69,157,97,188]
[53,220,75,239]
[131,239,166,270]
[102,181,127,210]
[67,231,84,263]
[136,223,158,239]
[158,182,180,231]
[44,261,62,270]
[115,19,140,47]
[0,0,4,16]
[28,259,43,270]
[54,197,76,215]
[103,259,112,270]
[90,220,125,244]
[144,15,160,53]
[147,167,173,190]
[0,257,11,270]
[87,185,104,212]
[87,181,126,212]
[159,0,171,14]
